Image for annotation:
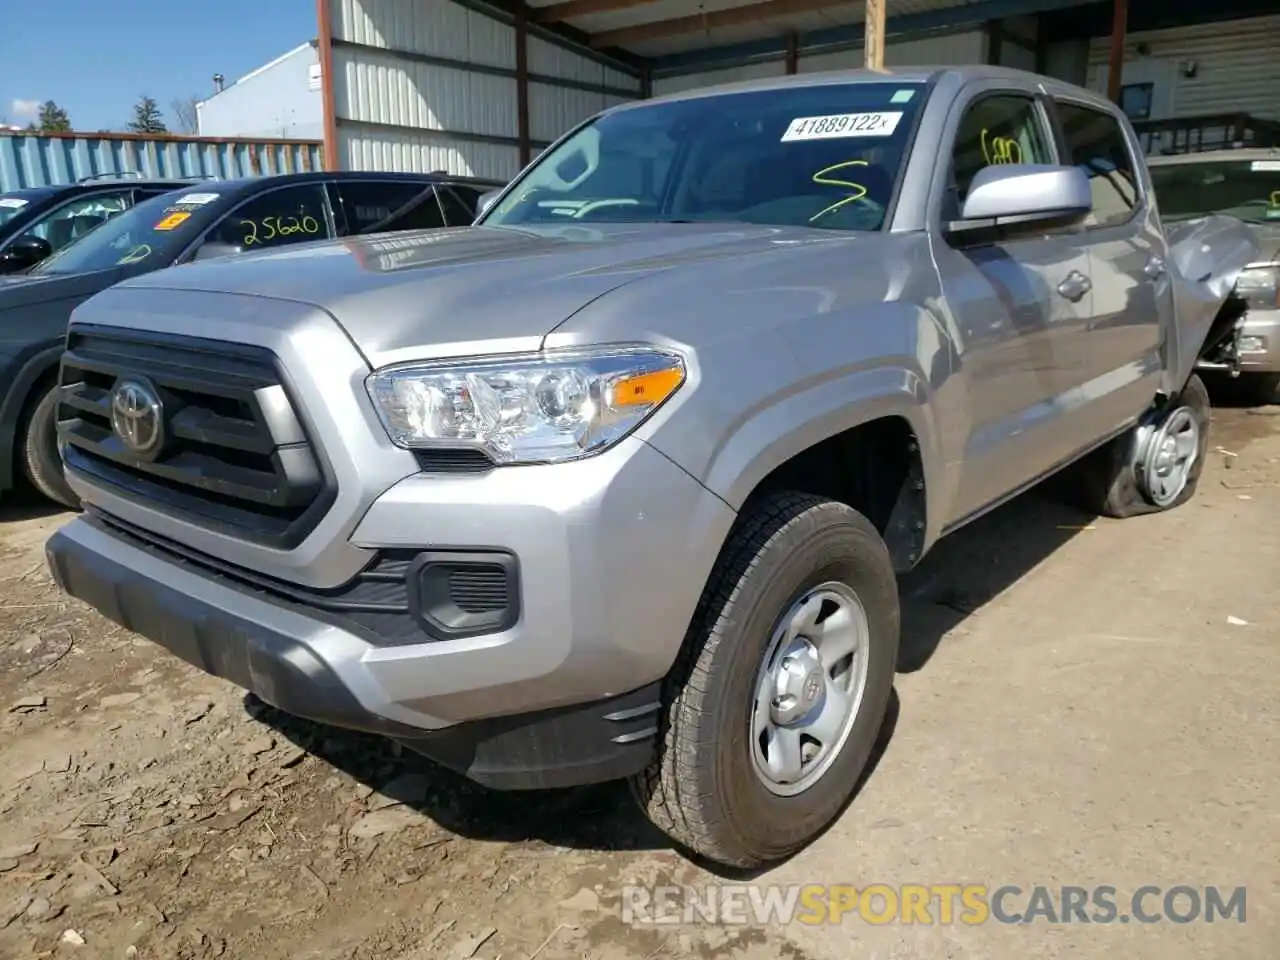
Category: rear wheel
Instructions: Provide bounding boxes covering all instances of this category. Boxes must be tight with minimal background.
[1070,374,1210,519]
[21,381,79,510]
[630,491,899,869]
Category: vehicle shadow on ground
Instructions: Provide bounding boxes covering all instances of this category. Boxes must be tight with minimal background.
[896,484,1099,672]
[250,483,1098,869]
[0,488,70,524]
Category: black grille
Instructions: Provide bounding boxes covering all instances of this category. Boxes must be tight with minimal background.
[59,328,332,547]
[414,448,494,474]
[449,565,509,613]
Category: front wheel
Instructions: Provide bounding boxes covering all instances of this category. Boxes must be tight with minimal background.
[630,491,899,869]
[21,381,80,510]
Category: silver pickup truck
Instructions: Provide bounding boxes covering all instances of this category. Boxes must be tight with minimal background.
[1149,148,1280,403]
[46,66,1257,869]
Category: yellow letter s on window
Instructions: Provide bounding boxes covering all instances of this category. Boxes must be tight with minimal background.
[809,160,870,223]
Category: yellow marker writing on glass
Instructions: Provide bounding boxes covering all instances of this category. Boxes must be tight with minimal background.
[117,244,152,265]
[1270,190,1280,208]
[981,129,1023,165]
[809,160,869,223]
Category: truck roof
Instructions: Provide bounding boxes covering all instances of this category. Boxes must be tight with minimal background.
[625,64,1111,111]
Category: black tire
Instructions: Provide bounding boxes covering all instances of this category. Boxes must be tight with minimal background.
[21,381,80,510]
[1070,374,1210,519]
[630,491,899,869]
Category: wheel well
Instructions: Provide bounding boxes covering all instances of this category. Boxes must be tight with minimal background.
[745,417,926,571]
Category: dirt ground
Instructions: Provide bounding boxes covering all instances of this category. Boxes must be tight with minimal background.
[0,396,1277,960]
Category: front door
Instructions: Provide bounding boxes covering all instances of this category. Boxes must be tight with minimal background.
[931,88,1097,522]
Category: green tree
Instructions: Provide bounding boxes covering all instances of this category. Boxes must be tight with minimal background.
[37,100,72,133]
[127,96,167,134]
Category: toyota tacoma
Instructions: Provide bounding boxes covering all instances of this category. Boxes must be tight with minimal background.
[46,67,1258,869]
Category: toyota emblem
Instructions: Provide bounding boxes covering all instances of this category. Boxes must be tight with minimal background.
[110,379,165,457]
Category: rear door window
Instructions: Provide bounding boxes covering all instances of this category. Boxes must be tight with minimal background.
[1053,101,1141,229]
[334,180,442,234]
[208,184,332,250]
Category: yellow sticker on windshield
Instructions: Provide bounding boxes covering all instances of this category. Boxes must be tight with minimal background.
[155,211,191,231]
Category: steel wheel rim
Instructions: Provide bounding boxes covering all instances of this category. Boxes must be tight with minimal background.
[749,581,871,797]
[1142,406,1199,507]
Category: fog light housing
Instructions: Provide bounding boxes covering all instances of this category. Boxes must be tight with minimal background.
[1238,334,1267,355]
[406,551,521,641]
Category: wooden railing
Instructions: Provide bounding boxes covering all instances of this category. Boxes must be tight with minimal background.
[1132,113,1280,155]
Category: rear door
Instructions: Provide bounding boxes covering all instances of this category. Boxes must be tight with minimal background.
[331,179,444,235]
[1050,97,1166,431]
[931,85,1097,521]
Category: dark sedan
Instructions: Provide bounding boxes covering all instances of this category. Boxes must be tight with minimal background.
[0,169,503,508]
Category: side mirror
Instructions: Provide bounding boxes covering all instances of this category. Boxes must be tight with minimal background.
[476,189,502,217]
[950,164,1091,233]
[0,234,54,273]
[190,241,242,263]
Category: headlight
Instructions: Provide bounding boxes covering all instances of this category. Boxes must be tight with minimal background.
[1235,265,1279,309]
[367,345,686,464]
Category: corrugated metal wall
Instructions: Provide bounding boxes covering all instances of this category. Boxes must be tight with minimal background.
[1085,14,1280,120]
[652,29,988,96]
[329,0,640,181]
[0,133,323,192]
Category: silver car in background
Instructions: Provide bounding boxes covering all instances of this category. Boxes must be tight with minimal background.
[1150,149,1280,402]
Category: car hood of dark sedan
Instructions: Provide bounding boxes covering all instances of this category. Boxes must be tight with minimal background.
[113,222,879,367]
[0,268,121,309]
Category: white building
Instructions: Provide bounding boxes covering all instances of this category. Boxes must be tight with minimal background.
[196,43,325,141]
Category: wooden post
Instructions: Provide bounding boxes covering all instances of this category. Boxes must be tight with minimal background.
[785,32,798,74]
[864,0,885,71]
[515,4,531,168]
[315,0,340,171]
[1106,0,1128,104]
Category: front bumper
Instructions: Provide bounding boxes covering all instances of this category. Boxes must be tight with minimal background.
[50,435,737,788]
[1235,308,1280,373]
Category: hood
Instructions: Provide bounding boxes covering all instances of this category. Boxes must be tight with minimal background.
[116,223,881,367]
[0,268,121,310]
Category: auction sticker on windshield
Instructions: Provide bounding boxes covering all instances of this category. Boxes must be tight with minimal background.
[173,192,220,206]
[1251,160,1280,172]
[781,112,903,142]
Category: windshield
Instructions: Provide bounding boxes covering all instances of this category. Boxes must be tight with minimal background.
[481,81,927,232]
[1150,158,1280,223]
[0,193,37,227]
[30,189,215,275]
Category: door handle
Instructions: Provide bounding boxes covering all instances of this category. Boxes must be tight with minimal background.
[1057,270,1092,303]
[1144,255,1167,279]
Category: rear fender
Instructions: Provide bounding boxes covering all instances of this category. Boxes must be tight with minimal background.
[1162,214,1261,394]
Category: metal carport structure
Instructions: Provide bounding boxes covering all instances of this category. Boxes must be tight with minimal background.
[313,0,1280,179]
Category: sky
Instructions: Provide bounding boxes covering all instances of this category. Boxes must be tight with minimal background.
[0,0,315,132]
